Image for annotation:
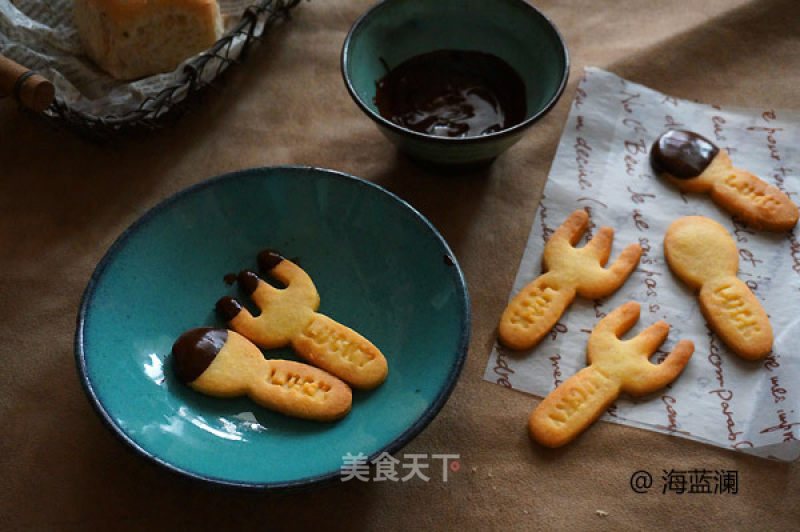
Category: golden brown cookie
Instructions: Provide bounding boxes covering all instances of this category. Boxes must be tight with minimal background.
[651,130,798,231]
[216,250,388,390]
[498,210,642,350]
[528,302,694,448]
[172,328,352,421]
[663,216,773,360]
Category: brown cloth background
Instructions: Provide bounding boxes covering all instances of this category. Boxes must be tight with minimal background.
[2,0,799,530]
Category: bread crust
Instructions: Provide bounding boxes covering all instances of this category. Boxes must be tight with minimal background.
[73,0,223,80]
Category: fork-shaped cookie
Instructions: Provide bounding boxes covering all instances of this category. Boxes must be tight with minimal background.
[528,302,694,447]
[216,250,388,390]
[498,210,642,350]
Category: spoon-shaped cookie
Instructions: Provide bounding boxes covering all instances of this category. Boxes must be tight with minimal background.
[498,210,642,350]
[651,129,798,231]
[172,328,352,421]
[216,250,388,390]
[528,302,694,447]
[664,216,773,360]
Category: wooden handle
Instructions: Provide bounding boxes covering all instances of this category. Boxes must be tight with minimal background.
[0,54,55,113]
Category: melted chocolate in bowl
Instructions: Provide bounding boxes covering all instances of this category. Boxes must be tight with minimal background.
[650,129,720,179]
[374,50,527,138]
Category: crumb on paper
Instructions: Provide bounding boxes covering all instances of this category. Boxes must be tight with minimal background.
[596,510,609,517]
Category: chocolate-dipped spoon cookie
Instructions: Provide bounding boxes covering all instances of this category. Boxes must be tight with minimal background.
[172,328,352,421]
[651,129,798,231]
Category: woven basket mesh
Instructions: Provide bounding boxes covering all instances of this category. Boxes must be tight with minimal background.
[41,0,302,139]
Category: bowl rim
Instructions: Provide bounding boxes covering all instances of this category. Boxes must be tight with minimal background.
[340,0,570,145]
[74,166,471,491]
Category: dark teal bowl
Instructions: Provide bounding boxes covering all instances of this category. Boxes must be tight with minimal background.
[342,0,569,167]
[75,167,470,490]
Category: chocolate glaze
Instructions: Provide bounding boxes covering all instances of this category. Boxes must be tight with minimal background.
[172,327,227,383]
[258,249,283,272]
[238,270,260,295]
[374,50,527,138]
[223,272,237,286]
[650,129,720,179]
[216,296,243,322]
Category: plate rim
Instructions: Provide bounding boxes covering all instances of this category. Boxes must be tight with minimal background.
[74,165,471,491]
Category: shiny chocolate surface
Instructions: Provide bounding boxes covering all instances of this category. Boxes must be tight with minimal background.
[374,50,527,138]
[650,129,719,179]
[172,327,227,383]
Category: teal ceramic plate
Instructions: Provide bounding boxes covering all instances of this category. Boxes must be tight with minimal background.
[75,167,470,490]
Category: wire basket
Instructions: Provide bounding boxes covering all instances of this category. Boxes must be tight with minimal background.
[40,0,302,139]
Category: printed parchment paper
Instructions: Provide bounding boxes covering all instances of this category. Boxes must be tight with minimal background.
[484,67,800,461]
[0,0,256,115]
